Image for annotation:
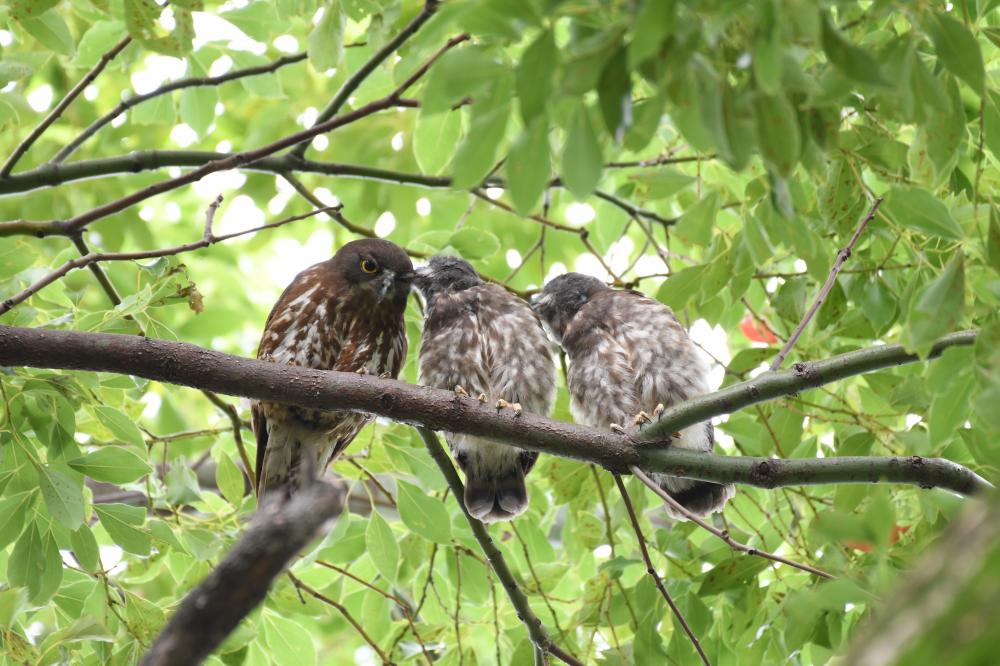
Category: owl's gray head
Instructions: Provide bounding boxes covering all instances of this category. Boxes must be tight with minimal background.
[532,272,609,342]
[412,255,483,307]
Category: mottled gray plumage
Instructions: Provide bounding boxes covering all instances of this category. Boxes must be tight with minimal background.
[252,239,413,500]
[534,272,734,519]
[415,256,555,522]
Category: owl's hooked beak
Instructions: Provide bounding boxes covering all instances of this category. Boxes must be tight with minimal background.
[374,269,410,301]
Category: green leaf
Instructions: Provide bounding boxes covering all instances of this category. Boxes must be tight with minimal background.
[40,466,85,530]
[215,451,245,505]
[925,10,984,95]
[413,109,462,175]
[8,522,62,603]
[73,21,126,68]
[365,510,398,583]
[903,254,965,357]
[628,170,694,200]
[180,86,216,137]
[263,612,317,666]
[819,13,885,86]
[754,91,800,177]
[70,526,101,572]
[9,0,60,20]
[656,266,705,311]
[450,80,512,189]
[95,503,151,555]
[516,30,557,124]
[882,187,964,240]
[308,0,344,72]
[93,405,145,448]
[69,446,152,484]
[0,491,36,550]
[396,480,451,544]
[223,1,279,42]
[597,46,631,141]
[448,228,500,260]
[0,587,28,629]
[318,515,367,563]
[506,117,551,214]
[561,103,603,200]
[423,47,507,114]
[698,556,771,595]
[0,61,34,86]
[19,11,75,56]
[987,207,1000,272]
[674,190,718,247]
[629,0,675,66]
[728,348,778,375]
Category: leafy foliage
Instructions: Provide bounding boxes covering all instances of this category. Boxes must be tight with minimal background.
[0,0,998,664]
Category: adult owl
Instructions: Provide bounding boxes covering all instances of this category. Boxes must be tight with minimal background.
[414,256,555,522]
[533,272,734,518]
[252,238,413,500]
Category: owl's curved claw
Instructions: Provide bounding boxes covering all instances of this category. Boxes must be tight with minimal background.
[511,402,522,417]
[356,367,368,376]
[610,423,627,435]
[632,411,652,427]
[379,371,391,379]
[477,393,488,403]
[653,403,665,419]
[454,385,469,397]
[495,398,509,412]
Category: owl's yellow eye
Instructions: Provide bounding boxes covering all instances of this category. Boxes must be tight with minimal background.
[360,258,378,274]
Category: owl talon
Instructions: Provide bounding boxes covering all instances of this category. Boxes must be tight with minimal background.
[496,398,510,411]
[610,423,627,435]
[356,368,368,376]
[653,403,665,419]
[632,411,651,427]
[511,403,522,417]
[476,393,488,403]
[379,371,391,379]
[454,385,469,397]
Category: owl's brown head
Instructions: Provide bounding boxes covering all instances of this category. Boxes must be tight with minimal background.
[412,255,482,308]
[532,272,609,342]
[331,238,414,307]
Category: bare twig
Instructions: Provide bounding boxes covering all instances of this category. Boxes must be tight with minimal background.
[614,475,711,666]
[1,36,132,176]
[203,390,255,491]
[417,428,584,666]
[53,53,308,164]
[630,466,834,579]
[769,197,883,370]
[0,206,335,316]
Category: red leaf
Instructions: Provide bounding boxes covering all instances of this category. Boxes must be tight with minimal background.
[739,313,778,344]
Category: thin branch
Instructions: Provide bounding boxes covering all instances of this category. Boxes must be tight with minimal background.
[0,206,335,316]
[289,0,444,159]
[3,34,465,240]
[0,326,987,496]
[614,475,710,666]
[140,482,345,666]
[769,197,883,370]
[605,154,715,168]
[203,391,255,491]
[630,466,834,579]
[52,53,308,164]
[417,428,583,666]
[0,36,132,177]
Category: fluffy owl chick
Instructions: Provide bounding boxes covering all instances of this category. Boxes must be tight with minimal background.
[252,239,413,501]
[533,272,734,519]
[414,256,555,523]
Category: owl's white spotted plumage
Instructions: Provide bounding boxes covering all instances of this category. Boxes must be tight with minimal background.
[414,256,555,523]
[533,272,734,518]
[252,239,413,500]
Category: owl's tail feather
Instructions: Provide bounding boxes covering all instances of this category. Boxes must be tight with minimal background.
[664,480,735,519]
[464,468,529,524]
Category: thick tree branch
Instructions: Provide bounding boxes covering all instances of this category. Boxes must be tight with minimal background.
[418,428,582,666]
[0,36,132,177]
[0,326,988,495]
[140,482,344,666]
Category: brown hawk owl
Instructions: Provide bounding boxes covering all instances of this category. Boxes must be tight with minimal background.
[252,239,413,499]
[533,272,734,518]
[414,256,555,522]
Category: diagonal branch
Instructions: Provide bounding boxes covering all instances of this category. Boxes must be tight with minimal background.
[631,466,834,579]
[289,0,444,159]
[614,475,711,665]
[0,36,132,177]
[0,325,988,497]
[417,428,583,666]
[769,197,883,370]
[140,482,345,666]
